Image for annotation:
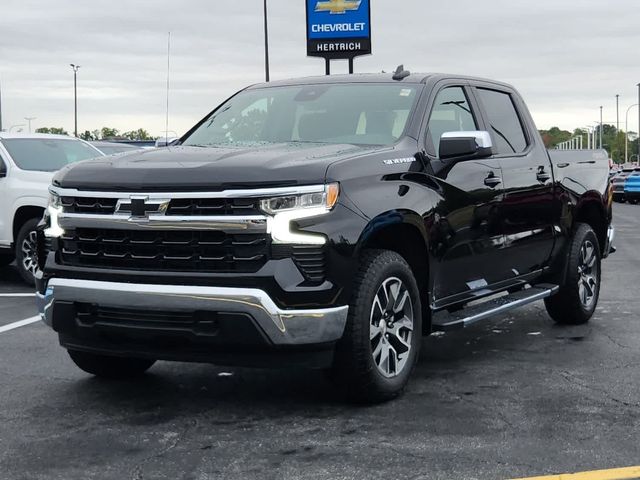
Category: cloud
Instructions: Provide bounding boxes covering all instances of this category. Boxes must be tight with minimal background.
[1,0,638,135]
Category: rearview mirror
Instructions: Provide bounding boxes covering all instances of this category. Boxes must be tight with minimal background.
[439,131,493,161]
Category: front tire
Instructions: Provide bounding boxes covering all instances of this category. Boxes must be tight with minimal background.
[544,223,601,325]
[14,218,41,286]
[332,250,422,403]
[68,350,156,378]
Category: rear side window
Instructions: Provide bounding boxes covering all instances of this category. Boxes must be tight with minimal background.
[476,88,527,154]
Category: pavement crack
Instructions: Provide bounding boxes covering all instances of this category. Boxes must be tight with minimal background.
[601,331,632,350]
[559,370,639,408]
[130,418,197,480]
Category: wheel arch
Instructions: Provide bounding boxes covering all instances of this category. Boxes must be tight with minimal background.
[13,206,45,244]
[356,210,431,333]
[573,196,608,254]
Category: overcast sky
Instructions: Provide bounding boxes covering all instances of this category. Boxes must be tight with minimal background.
[1,0,639,137]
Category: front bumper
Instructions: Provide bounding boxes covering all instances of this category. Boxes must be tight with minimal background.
[604,225,616,258]
[37,278,348,364]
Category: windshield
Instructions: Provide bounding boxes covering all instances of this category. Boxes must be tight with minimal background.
[183,83,420,148]
[2,138,102,172]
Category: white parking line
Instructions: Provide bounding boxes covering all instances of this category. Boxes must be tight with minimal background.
[0,293,35,297]
[0,316,41,334]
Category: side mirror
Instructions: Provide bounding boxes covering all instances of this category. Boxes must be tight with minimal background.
[439,131,493,161]
[0,161,7,178]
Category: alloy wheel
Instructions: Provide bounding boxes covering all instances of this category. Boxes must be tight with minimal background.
[21,230,40,278]
[369,277,414,378]
[577,239,598,308]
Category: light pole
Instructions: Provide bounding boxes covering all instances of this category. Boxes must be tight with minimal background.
[263,0,270,82]
[599,106,603,149]
[70,64,80,137]
[616,95,620,132]
[637,83,640,162]
[24,117,36,133]
[625,104,639,164]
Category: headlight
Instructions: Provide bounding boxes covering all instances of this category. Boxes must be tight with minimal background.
[263,183,339,245]
[44,191,64,238]
[260,183,339,215]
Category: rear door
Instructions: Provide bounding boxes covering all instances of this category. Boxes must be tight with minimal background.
[423,84,508,304]
[472,85,555,277]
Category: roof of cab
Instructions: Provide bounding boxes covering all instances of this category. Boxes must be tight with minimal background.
[247,72,516,90]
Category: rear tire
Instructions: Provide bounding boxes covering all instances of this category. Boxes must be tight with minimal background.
[14,218,41,286]
[68,350,156,378]
[544,223,601,325]
[332,250,422,403]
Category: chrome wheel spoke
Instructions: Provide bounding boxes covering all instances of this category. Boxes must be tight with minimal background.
[370,322,382,340]
[393,289,409,314]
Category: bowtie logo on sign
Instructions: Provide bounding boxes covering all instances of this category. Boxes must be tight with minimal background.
[315,0,362,15]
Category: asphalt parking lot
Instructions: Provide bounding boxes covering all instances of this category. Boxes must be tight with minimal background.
[0,204,638,480]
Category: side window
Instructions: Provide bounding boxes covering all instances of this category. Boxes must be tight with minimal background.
[427,87,477,157]
[0,153,7,177]
[476,88,527,154]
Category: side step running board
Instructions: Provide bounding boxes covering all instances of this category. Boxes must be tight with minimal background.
[431,283,559,331]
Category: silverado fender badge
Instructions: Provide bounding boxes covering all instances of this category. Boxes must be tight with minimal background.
[383,157,416,165]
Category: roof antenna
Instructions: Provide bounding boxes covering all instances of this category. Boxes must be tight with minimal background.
[164,31,171,145]
[392,65,410,81]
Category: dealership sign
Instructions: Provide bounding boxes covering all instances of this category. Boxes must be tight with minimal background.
[306,0,372,60]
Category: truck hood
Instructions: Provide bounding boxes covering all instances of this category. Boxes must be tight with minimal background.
[53,143,383,191]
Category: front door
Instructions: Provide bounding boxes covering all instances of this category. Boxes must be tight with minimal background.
[424,85,507,305]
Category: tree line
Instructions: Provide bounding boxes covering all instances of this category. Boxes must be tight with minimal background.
[540,126,640,163]
[35,127,157,141]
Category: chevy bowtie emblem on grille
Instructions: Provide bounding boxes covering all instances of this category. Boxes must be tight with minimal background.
[115,196,170,219]
[315,0,361,14]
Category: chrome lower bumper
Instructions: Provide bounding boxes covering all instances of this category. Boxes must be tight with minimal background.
[37,278,348,346]
[604,225,616,258]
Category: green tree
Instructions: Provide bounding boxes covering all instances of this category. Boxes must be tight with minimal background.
[79,130,96,141]
[122,128,156,140]
[100,127,120,139]
[35,127,68,135]
[538,127,572,148]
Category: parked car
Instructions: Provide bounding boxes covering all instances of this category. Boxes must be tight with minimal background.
[37,72,614,402]
[624,169,640,204]
[612,168,634,202]
[0,133,104,284]
[90,141,143,155]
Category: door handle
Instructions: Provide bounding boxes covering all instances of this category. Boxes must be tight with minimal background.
[484,174,502,188]
[536,171,551,182]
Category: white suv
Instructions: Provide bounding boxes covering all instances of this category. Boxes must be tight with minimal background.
[0,133,104,284]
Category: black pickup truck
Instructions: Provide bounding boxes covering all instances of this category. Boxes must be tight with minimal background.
[37,70,614,402]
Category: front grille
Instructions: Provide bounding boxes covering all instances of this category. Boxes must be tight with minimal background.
[59,196,261,216]
[61,196,118,214]
[59,228,268,272]
[166,198,261,216]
